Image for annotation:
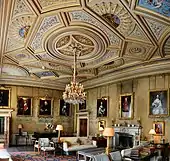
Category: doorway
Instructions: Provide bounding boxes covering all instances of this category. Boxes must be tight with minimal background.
[76,112,89,137]
[79,119,87,137]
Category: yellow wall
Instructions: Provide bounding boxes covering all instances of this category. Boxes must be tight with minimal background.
[87,74,170,141]
[7,86,74,135]
[3,74,170,143]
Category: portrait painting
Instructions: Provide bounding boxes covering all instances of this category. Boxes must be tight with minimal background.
[39,98,52,116]
[0,89,10,107]
[153,121,165,135]
[60,99,70,116]
[17,96,32,116]
[119,93,133,119]
[97,97,108,117]
[98,120,106,131]
[149,90,168,117]
[79,100,86,111]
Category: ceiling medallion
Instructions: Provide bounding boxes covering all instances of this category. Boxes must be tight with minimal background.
[129,47,142,54]
[19,25,30,38]
[102,14,120,28]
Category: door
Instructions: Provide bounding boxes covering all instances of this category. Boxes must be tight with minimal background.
[79,119,87,137]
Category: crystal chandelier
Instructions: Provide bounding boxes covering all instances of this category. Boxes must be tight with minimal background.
[63,47,86,105]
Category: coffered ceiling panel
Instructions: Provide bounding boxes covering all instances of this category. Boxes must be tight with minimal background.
[0,0,170,89]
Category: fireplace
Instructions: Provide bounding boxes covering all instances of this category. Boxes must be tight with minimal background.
[115,132,133,150]
[113,126,141,149]
[0,109,13,147]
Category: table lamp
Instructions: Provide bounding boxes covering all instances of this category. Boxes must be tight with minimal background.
[99,127,104,137]
[149,129,156,143]
[18,124,23,136]
[103,127,114,155]
[56,125,63,142]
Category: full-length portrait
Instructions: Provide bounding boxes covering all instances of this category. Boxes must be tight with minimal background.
[149,90,168,117]
[17,97,32,116]
[120,93,133,119]
[97,97,108,117]
[39,99,52,116]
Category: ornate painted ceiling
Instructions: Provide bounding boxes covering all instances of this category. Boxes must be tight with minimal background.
[0,0,170,90]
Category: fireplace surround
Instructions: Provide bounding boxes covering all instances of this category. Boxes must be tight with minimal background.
[113,126,141,149]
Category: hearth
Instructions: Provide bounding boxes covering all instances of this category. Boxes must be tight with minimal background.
[113,126,141,149]
[115,132,133,150]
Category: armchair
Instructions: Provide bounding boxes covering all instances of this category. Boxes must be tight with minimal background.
[34,138,55,156]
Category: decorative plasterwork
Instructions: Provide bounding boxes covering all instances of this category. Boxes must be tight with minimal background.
[124,41,154,60]
[37,0,79,12]
[45,26,107,62]
[128,25,150,42]
[145,18,168,40]
[30,15,61,51]
[163,36,170,56]
[12,0,34,18]
[91,1,135,36]
[85,50,120,68]
[5,49,37,64]
[98,58,124,74]
[1,64,28,76]
[69,10,122,46]
[6,16,36,52]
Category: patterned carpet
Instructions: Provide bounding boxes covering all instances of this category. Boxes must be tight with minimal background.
[10,152,77,161]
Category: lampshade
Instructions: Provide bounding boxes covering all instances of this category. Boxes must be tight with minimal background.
[99,127,104,131]
[103,127,114,137]
[56,125,63,131]
[149,129,156,135]
[18,124,23,129]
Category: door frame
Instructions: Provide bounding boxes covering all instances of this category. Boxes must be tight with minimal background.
[76,112,89,137]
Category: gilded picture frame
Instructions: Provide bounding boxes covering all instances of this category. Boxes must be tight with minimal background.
[17,96,32,116]
[149,89,168,117]
[97,97,108,117]
[119,93,133,119]
[98,120,106,131]
[39,98,53,117]
[0,87,11,108]
[79,100,86,111]
[153,121,165,135]
[59,99,71,116]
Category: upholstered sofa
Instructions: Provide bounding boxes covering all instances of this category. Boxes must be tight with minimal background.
[59,137,97,155]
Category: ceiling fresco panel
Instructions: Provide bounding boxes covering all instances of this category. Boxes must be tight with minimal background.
[138,0,170,17]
